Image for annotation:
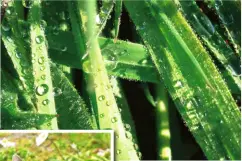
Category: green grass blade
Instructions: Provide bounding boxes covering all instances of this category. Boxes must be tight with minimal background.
[124,1,241,159]
[28,0,58,129]
[50,62,94,129]
[114,0,122,40]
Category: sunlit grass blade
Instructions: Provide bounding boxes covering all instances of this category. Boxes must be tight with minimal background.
[155,84,171,160]
[109,77,142,159]
[124,1,241,160]
[68,1,140,160]
[28,0,58,129]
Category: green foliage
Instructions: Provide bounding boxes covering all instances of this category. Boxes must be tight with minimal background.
[1,0,240,160]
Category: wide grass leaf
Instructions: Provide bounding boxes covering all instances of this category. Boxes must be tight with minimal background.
[124,0,241,160]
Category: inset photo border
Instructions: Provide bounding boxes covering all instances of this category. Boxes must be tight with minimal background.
[0,130,114,161]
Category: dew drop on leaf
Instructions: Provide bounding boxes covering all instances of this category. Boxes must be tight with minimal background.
[42,99,49,106]
[38,57,45,64]
[116,149,121,155]
[40,66,45,71]
[102,49,118,70]
[36,84,49,96]
[99,113,104,118]
[137,152,142,159]
[174,80,183,88]
[61,46,67,52]
[22,0,33,8]
[35,35,44,44]
[41,75,46,80]
[106,101,111,106]
[40,20,47,28]
[118,108,122,112]
[53,87,62,96]
[125,131,132,139]
[15,52,22,59]
[141,59,148,64]
[6,7,14,15]
[98,95,105,101]
[133,144,139,150]
[2,24,10,32]
[124,124,131,131]
[111,117,118,123]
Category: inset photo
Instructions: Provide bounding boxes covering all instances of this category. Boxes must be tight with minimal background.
[0,130,114,161]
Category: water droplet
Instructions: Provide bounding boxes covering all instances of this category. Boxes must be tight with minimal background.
[125,131,132,139]
[40,20,47,28]
[42,99,49,106]
[6,7,14,15]
[22,0,33,8]
[120,49,128,56]
[98,95,105,101]
[36,84,49,96]
[174,80,183,88]
[116,149,121,155]
[15,52,22,58]
[137,152,142,159]
[133,144,139,150]
[35,35,44,44]
[40,66,45,71]
[38,57,45,64]
[53,87,62,96]
[118,108,122,112]
[41,75,46,80]
[102,49,118,70]
[111,117,118,123]
[22,68,28,75]
[6,36,13,42]
[99,113,104,118]
[125,124,131,131]
[2,23,10,31]
[32,59,36,63]
[106,101,111,106]
[96,14,102,25]
[60,22,69,31]
[82,60,93,73]
[61,46,67,52]
[140,59,148,64]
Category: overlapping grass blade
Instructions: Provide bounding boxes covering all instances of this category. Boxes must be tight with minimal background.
[114,0,122,40]
[68,1,140,160]
[206,0,241,55]
[124,0,240,159]
[50,62,94,129]
[1,69,56,129]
